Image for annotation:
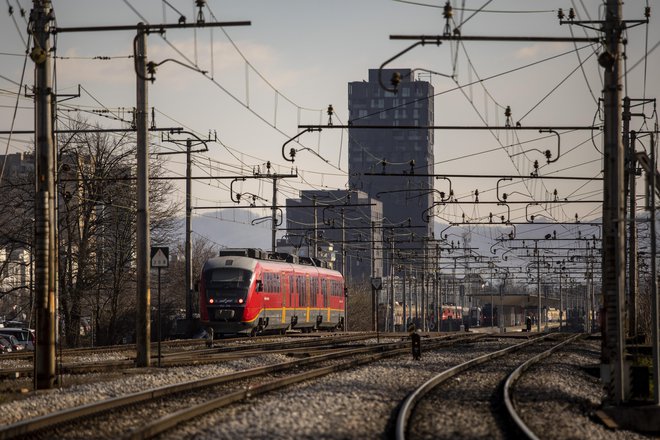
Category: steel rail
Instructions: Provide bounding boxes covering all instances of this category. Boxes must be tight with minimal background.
[394,332,556,440]
[0,334,478,439]
[127,335,477,439]
[503,334,584,439]
[0,333,379,379]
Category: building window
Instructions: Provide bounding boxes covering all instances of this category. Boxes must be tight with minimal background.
[401,87,410,97]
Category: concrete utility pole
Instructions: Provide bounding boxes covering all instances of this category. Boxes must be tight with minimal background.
[600,0,626,404]
[650,130,659,405]
[160,131,213,334]
[626,121,638,338]
[32,0,56,390]
[371,221,377,332]
[390,233,395,332]
[135,23,150,368]
[536,241,541,334]
[271,177,278,253]
[341,208,347,331]
[185,139,192,321]
[312,196,318,259]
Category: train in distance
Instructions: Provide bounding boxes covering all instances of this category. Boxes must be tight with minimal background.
[199,248,345,336]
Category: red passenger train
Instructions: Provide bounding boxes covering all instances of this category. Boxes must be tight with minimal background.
[199,248,345,336]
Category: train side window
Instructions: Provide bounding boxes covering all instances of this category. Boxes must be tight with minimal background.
[298,276,306,307]
[320,278,325,307]
[305,276,310,307]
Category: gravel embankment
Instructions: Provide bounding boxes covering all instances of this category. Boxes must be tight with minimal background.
[515,337,649,440]
[0,354,290,427]
[164,338,516,440]
[0,335,649,440]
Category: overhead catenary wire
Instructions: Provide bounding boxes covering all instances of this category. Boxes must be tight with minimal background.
[0,26,29,186]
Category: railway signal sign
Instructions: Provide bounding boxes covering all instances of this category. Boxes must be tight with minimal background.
[151,247,169,268]
[371,277,383,290]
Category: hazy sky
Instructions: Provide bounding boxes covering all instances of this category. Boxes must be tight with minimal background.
[1,0,658,252]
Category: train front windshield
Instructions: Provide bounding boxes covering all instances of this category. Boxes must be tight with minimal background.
[205,268,252,302]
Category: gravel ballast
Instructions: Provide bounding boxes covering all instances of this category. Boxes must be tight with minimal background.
[0,334,651,439]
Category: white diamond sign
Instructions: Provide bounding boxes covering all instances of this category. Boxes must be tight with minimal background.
[151,247,169,268]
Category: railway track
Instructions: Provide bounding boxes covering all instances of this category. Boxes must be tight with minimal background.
[395,333,581,440]
[0,333,380,379]
[0,331,357,362]
[0,333,479,439]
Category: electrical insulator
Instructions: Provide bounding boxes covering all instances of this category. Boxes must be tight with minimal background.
[390,72,401,90]
[504,106,513,127]
[327,104,334,126]
[196,0,206,23]
[443,1,453,19]
[557,8,564,20]
[568,8,575,20]
[645,6,651,18]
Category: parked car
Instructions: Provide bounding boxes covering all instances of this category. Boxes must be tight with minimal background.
[0,336,13,353]
[0,334,23,352]
[0,328,35,351]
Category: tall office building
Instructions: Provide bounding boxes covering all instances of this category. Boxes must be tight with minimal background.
[279,189,383,284]
[348,68,435,255]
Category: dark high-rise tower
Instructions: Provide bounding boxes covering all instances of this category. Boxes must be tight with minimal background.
[348,68,434,241]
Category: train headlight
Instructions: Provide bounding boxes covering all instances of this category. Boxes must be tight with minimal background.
[238,298,244,304]
[209,298,214,304]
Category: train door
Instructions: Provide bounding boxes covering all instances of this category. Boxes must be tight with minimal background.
[305,275,311,320]
[322,278,328,307]
[281,271,287,323]
[280,272,286,307]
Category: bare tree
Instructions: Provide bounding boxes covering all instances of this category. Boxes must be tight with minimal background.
[0,159,34,323]
[56,119,179,346]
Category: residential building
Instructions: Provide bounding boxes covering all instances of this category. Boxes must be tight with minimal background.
[278,189,383,284]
